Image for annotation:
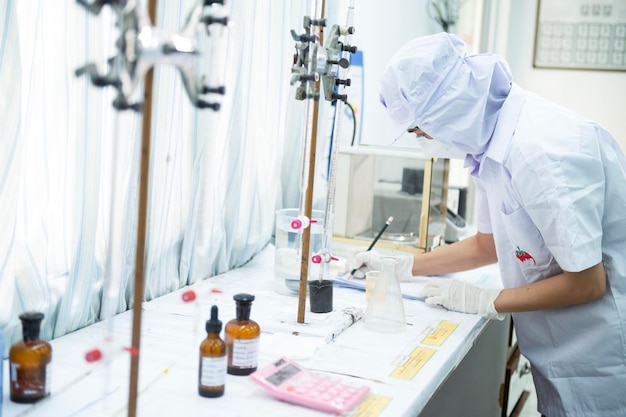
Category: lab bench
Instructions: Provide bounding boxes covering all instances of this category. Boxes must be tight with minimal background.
[2,244,510,417]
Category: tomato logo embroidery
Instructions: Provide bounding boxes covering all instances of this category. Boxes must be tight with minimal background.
[515,246,536,265]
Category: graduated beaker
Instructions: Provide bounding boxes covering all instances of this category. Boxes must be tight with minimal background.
[274,208,325,295]
[363,257,406,332]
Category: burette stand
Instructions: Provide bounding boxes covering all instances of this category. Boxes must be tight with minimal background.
[75,1,228,416]
[289,0,357,323]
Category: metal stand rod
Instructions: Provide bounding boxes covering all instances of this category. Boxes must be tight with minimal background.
[418,159,434,253]
[128,2,157,415]
[297,0,326,324]
[297,99,320,324]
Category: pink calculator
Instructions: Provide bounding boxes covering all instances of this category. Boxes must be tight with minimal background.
[249,357,370,413]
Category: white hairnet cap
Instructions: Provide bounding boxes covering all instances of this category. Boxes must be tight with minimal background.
[379,33,512,156]
[379,33,466,143]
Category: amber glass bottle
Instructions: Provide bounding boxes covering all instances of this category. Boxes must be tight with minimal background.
[198,305,227,397]
[225,293,260,376]
[1,328,4,411]
[10,312,52,403]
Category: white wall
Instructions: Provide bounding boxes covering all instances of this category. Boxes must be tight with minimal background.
[340,0,438,146]
[326,1,625,228]
[340,0,625,149]
[503,0,626,148]
[323,1,482,222]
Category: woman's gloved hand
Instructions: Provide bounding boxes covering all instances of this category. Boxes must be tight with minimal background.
[344,249,415,282]
[345,249,382,277]
[419,279,504,320]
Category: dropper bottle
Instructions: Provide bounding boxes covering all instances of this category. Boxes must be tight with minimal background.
[9,312,52,403]
[225,293,260,375]
[198,305,227,397]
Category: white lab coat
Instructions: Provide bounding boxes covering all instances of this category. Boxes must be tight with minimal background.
[379,33,626,416]
[474,84,626,417]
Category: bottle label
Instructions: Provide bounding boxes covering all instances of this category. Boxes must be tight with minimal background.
[45,363,51,394]
[200,356,227,387]
[232,338,259,368]
[10,362,47,396]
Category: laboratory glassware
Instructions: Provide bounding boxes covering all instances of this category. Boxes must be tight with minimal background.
[1,329,4,411]
[225,294,260,376]
[199,305,227,397]
[363,257,406,332]
[9,312,52,403]
[274,208,325,295]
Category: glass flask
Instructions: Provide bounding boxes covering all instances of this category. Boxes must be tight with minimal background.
[363,257,406,332]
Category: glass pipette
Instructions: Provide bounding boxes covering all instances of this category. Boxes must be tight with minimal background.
[317,0,357,282]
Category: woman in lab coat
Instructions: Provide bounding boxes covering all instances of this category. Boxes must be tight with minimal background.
[349,32,626,417]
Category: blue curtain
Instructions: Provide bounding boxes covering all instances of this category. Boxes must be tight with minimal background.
[0,0,311,350]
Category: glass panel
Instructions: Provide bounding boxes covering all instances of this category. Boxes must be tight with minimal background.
[334,146,450,253]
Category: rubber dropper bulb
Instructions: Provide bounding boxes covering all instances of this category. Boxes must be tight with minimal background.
[206,305,222,333]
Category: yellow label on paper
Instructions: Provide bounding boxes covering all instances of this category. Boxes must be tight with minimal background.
[390,347,436,380]
[349,394,392,417]
[422,321,459,347]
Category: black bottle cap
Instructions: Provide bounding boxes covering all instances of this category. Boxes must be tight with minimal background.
[206,305,222,333]
[19,311,44,322]
[233,293,255,304]
[19,311,45,341]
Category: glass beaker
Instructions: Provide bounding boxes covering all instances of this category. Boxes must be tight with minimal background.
[274,208,325,295]
[363,257,406,332]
